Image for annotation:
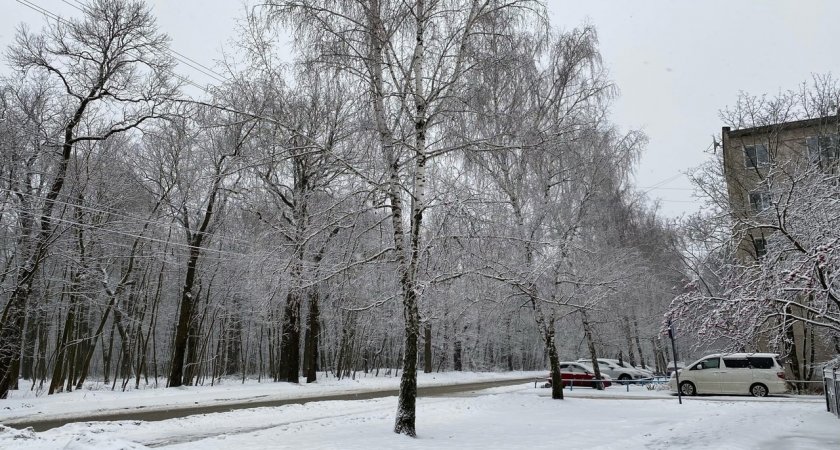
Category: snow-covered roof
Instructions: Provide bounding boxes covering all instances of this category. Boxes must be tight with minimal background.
[719,352,779,359]
[694,352,777,359]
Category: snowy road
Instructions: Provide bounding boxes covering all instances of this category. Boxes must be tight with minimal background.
[4,377,536,432]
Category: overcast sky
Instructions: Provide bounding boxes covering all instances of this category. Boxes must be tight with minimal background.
[4,0,840,218]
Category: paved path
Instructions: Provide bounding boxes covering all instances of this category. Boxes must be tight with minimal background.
[5,377,537,432]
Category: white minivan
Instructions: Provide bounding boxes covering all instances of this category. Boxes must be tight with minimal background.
[668,353,787,397]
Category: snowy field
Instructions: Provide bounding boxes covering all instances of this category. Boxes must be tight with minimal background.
[1,374,837,449]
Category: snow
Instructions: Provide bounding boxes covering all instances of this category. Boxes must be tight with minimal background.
[0,371,542,425]
[2,375,837,449]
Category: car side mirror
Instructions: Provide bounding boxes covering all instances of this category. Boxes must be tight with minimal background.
[695,363,703,370]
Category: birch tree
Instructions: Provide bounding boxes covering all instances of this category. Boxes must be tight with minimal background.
[268,0,544,436]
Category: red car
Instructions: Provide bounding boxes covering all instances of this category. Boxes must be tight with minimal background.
[544,362,612,388]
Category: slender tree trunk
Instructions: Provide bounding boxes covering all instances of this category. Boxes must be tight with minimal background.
[632,316,646,370]
[49,286,77,395]
[652,337,666,375]
[423,322,432,374]
[784,308,803,393]
[581,310,603,390]
[623,316,637,367]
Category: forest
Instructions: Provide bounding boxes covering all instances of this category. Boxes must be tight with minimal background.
[0,0,685,436]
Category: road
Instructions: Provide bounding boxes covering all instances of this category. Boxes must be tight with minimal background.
[5,377,538,432]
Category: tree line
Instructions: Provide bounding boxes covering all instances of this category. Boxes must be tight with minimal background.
[0,0,682,436]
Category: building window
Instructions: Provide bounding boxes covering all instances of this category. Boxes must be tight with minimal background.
[806,135,839,163]
[744,144,769,168]
[753,237,767,258]
[749,191,771,212]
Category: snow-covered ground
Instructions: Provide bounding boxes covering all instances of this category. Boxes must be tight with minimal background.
[1,371,542,425]
[1,375,837,449]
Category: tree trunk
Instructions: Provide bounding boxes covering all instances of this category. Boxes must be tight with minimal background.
[623,316,637,367]
[632,316,647,370]
[453,339,462,371]
[546,326,564,400]
[303,289,320,383]
[423,322,432,374]
[278,288,302,383]
[581,310,603,390]
[49,287,77,395]
[169,247,201,387]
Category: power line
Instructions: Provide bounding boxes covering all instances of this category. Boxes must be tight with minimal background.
[2,202,253,258]
[0,184,256,248]
[15,0,228,98]
[640,173,684,194]
[638,186,694,191]
[56,0,230,84]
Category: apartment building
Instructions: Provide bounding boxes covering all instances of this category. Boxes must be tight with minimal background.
[722,115,839,260]
[720,115,839,388]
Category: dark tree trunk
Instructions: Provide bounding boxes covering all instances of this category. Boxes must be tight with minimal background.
[277,289,302,383]
[103,321,116,385]
[183,283,207,386]
[546,328,564,400]
[169,160,224,388]
[49,288,77,395]
[303,289,320,383]
[21,308,37,381]
[169,248,200,387]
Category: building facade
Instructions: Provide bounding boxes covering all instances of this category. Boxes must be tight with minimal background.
[721,115,839,389]
[722,115,839,260]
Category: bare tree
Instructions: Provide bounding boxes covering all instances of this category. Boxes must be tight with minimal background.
[0,0,176,398]
[269,0,545,436]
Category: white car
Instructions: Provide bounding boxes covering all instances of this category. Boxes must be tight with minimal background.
[577,358,647,384]
[602,358,654,378]
[668,353,787,397]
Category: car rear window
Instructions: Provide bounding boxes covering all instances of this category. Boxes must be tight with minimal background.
[748,357,775,369]
[723,358,750,368]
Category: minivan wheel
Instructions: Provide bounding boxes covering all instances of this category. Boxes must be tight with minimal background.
[679,381,696,396]
[750,383,768,397]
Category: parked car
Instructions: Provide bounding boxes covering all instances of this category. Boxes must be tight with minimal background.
[665,362,685,377]
[576,358,647,384]
[601,358,655,379]
[668,353,786,397]
[545,362,612,388]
